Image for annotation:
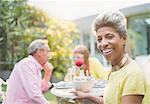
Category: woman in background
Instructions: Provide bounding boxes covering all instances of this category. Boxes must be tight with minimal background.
[64,45,108,81]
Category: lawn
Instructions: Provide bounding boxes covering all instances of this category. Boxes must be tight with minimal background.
[44,91,57,103]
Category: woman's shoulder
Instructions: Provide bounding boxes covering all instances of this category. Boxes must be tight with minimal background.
[89,57,104,68]
[125,60,145,76]
[128,60,142,70]
[89,57,99,62]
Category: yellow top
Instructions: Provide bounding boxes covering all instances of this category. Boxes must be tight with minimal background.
[89,57,109,80]
[104,60,150,104]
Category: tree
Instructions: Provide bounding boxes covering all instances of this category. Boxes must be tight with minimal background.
[0,0,79,80]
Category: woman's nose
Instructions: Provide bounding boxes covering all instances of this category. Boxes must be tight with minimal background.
[97,38,109,50]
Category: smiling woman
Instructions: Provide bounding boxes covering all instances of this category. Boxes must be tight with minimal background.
[96,26,126,66]
[72,10,150,104]
[92,10,150,104]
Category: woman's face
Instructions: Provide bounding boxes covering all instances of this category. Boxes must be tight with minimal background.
[73,53,84,65]
[96,26,126,65]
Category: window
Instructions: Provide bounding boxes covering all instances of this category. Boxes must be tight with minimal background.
[127,13,150,57]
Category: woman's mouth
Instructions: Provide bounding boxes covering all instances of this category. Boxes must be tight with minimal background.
[102,49,113,56]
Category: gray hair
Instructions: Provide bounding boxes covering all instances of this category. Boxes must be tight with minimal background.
[92,10,127,37]
[27,39,48,55]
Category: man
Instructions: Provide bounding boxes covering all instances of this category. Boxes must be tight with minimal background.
[4,39,53,104]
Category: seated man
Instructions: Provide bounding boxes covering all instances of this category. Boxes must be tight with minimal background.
[4,39,53,104]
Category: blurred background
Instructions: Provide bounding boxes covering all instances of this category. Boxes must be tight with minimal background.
[0,0,150,82]
[0,0,150,103]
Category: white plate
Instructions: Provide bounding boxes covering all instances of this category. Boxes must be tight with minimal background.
[55,85,71,89]
[53,81,71,89]
[93,80,107,88]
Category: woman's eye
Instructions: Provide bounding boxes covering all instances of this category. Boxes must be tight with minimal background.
[106,34,114,39]
[97,38,102,42]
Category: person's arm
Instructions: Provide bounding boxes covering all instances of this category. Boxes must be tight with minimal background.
[41,62,53,92]
[43,62,53,81]
[122,95,144,104]
[72,90,103,104]
[18,62,48,104]
[121,67,146,104]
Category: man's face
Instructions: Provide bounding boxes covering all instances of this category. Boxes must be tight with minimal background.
[96,26,126,65]
[39,44,51,66]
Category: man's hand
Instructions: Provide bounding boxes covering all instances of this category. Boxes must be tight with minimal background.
[43,62,53,82]
[41,62,53,93]
[43,62,53,72]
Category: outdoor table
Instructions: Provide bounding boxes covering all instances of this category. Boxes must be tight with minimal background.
[50,80,106,104]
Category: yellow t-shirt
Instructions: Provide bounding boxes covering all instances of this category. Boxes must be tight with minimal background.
[104,60,150,104]
[89,57,109,80]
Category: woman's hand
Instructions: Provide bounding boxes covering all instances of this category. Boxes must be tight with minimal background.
[72,90,89,99]
[71,90,103,104]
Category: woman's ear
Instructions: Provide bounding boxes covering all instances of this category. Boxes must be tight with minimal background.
[122,35,127,45]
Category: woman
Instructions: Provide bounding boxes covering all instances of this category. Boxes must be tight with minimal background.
[64,45,108,81]
[73,10,150,104]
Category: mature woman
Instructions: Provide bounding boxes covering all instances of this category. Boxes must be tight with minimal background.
[73,10,149,104]
[64,45,108,81]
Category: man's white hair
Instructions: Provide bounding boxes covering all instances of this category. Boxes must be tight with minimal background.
[27,39,48,55]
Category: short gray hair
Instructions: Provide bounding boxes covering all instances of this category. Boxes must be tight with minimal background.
[92,10,127,37]
[27,39,48,55]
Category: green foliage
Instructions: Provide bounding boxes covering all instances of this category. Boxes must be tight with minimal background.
[44,91,56,101]
[45,18,78,79]
[0,0,30,69]
[0,0,79,80]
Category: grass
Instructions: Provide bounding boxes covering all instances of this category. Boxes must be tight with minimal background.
[44,92,57,104]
